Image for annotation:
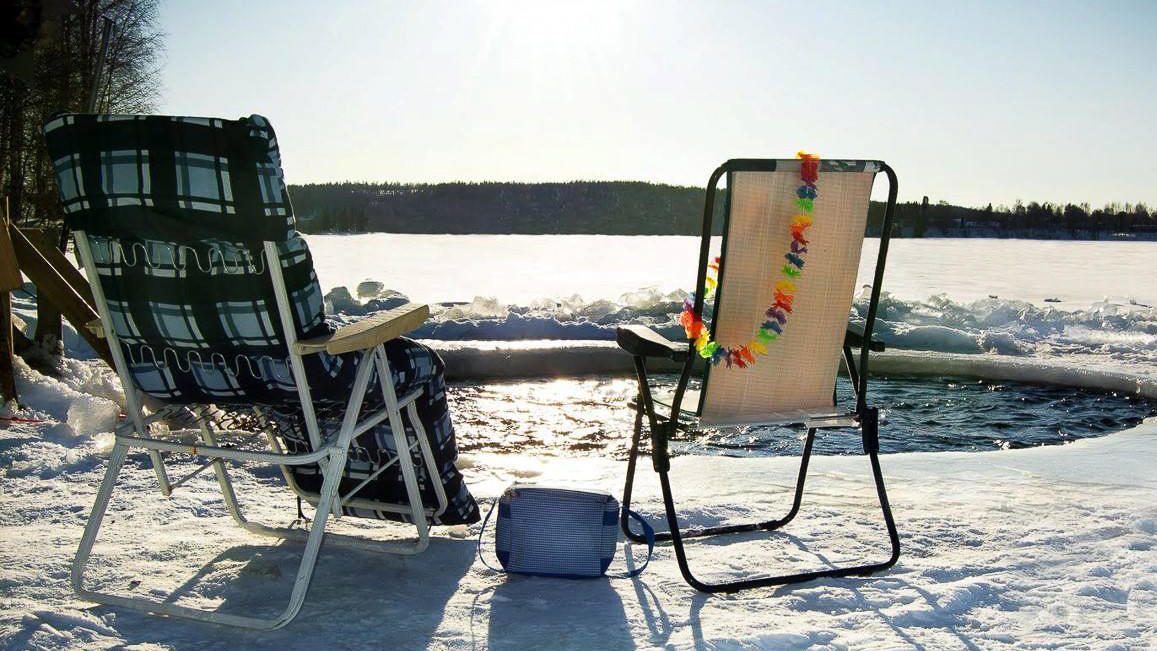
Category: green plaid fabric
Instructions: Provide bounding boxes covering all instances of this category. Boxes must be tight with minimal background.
[43,113,478,525]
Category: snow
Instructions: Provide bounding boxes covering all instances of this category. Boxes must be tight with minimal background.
[4,235,1155,647]
[39,236,1157,378]
[2,353,1156,649]
[301,235,1157,311]
[300,235,1157,381]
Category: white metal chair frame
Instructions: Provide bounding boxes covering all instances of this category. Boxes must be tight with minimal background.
[71,234,448,630]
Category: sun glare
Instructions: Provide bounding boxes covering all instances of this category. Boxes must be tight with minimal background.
[476,1,627,87]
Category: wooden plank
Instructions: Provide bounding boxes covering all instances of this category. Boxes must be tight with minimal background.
[295,303,430,356]
[0,228,21,292]
[20,228,95,305]
[9,225,113,367]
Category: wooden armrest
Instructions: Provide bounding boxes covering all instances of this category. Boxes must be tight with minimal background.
[616,325,690,362]
[845,327,885,352]
[295,303,430,356]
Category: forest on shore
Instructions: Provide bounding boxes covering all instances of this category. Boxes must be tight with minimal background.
[288,181,1157,239]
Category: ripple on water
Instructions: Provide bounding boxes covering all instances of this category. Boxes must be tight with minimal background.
[447,376,1157,459]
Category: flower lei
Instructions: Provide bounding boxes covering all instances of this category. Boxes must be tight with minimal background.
[680,151,820,369]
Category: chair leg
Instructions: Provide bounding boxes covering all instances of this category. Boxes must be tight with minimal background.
[236,360,440,555]
[196,411,313,543]
[72,441,131,596]
[619,364,901,593]
[71,442,349,630]
[373,345,430,554]
[260,346,433,556]
[206,415,427,555]
[656,444,900,593]
[406,400,450,518]
[621,412,818,544]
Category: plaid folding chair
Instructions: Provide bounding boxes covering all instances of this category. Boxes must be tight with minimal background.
[616,157,900,593]
[43,113,479,629]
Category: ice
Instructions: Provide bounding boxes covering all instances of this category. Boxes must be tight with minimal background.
[3,235,1156,647]
[355,280,385,298]
[439,296,510,320]
[322,286,359,314]
[303,235,1157,310]
[2,384,1155,647]
[317,279,1157,380]
[65,397,119,438]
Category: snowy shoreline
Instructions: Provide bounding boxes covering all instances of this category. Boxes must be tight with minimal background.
[4,240,1157,647]
[431,340,1157,398]
[2,350,1156,648]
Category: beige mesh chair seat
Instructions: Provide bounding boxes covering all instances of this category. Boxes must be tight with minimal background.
[616,158,900,593]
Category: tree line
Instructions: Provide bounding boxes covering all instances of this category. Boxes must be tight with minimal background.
[876,198,1155,239]
[288,181,1157,239]
[288,181,717,235]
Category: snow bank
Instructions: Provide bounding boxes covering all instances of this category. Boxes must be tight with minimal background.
[320,285,1157,377]
[18,262,1157,377]
[2,384,1155,648]
[430,341,1157,403]
[2,320,1156,647]
[2,249,1154,647]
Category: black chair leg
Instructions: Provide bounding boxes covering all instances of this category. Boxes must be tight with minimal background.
[620,371,901,593]
[622,421,818,544]
[656,446,901,593]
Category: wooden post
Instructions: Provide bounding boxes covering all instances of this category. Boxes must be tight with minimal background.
[9,225,112,368]
[0,198,20,403]
[28,227,65,367]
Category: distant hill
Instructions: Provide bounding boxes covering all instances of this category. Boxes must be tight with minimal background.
[287,181,1155,239]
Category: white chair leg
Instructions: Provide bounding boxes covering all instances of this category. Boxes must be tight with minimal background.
[70,441,349,631]
[72,440,130,596]
[406,400,449,518]
[196,410,308,541]
[216,408,435,555]
[374,345,430,554]
[326,348,381,520]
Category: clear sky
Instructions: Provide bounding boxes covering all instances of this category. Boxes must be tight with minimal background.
[159,0,1156,208]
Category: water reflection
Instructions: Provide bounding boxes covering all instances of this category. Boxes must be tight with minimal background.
[447,376,1156,459]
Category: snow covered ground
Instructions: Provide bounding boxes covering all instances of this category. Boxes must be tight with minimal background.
[4,236,1155,648]
[2,356,1155,650]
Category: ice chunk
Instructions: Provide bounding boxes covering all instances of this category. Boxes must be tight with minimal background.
[356,280,386,298]
[324,286,361,315]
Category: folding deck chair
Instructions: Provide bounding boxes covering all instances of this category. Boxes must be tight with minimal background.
[43,113,479,629]
[617,157,900,593]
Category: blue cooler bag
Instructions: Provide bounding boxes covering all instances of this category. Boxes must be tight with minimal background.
[477,484,654,579]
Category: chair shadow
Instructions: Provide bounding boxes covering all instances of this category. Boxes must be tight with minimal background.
[475,575,635,651]
[86,533,477,649]
[684,529,982,651]
[628,573,673,648]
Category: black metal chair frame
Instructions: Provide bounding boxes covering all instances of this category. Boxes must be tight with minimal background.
[616,158,901,593]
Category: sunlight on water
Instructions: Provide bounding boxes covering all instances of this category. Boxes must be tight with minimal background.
[448,375,1157,459]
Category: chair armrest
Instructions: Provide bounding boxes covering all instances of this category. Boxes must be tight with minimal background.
[616,325,690,362]
[295,303,430,356]
[845,327,885,352]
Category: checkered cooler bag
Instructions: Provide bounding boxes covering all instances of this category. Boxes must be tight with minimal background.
[477,484,654,579]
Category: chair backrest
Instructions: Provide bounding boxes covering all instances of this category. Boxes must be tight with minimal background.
[43,114,332,404]
[698,160,878,426]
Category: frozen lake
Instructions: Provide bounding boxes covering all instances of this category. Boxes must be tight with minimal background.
[297,234,1157,376]
[304,234,1157,310]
